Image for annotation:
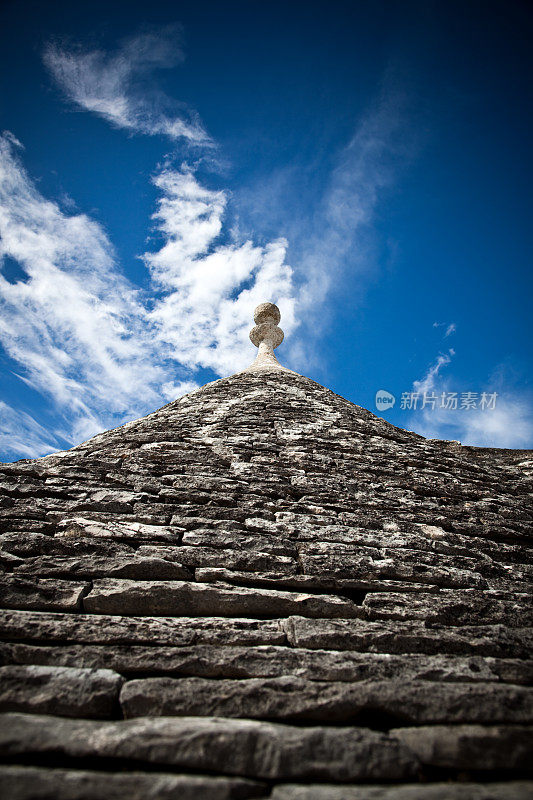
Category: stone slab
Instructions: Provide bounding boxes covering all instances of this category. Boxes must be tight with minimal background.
[120,676,533,724]
[195,568,440,594]
[83,579,361,618]
[391,724,533,770]
[0,531,135,558]
[0,665,122,718]
[12,554,192,580]
[181,530,296,556]
[282,616,533,658]
[284,519,530,562]
[2,641,530,684]
[0,713,418,780]
[0,577,89,612]
[269,782,533,800]
[298,544,487,589]
[0,765,264,800]
[141,545,296,573]
[363,590,533,627]
[55,517,182,543]
[0,609,286,647]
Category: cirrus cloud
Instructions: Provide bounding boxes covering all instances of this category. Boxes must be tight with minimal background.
[43,26,209,144]
[0,132,298,459]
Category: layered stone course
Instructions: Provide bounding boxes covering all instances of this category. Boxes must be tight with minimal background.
[0,369,532,798]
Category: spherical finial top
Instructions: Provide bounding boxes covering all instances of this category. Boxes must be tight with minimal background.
[249,302,284,349]
[253,302,281,326]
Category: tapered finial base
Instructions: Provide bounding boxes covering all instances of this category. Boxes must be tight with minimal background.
[243,302,294,373]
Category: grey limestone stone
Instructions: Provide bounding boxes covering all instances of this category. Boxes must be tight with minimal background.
[83,579,361,618]
[0,609,286,647]
[180,530,296,556]
[298,542,488,588]
[12,553,192,580]
[269,782,533,800]
[195,567,441,594]
[391,724,533,770]
[363,590,533,627]
[0,713,418,780]
[0,576,89,611]
[0,665,123,718]
[3,641,530,684]
[0,531,137,558]
[0,766,264,800]
[55,517,181,543]
[155,545,297,573]
[119,675,533,724]
[282,616,533,658]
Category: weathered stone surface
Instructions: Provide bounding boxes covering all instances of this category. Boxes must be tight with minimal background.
[0,576,89,611]
[120,676,533,724]
[363,590,532,626]
[3,641,530,684]
[0,531,136,558]
[3,369,529,559]
[12,553,192,580]
[0,665,123,718]
[143,545,297,573]
[181,530,296,557]
[298,543,488,588]
[83,579,361,618]
[391,725,533,770]
[283,616,533,658]
[0,713,419,780]
[0,609,286,647]
[55,517,181,543]
[195,567,441,594]
[269,783,533,799]
[0,766,264,800]
[1,356,531,792]
[284,519,529,562]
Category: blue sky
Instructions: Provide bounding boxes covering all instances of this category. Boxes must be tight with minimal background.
[1,0,532,461]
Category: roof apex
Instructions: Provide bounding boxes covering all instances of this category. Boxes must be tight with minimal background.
[241,302,297,374]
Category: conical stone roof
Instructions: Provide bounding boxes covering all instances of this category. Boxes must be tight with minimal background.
[0,306,532,799]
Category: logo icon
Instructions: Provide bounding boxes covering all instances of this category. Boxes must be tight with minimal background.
[375,389,396,411]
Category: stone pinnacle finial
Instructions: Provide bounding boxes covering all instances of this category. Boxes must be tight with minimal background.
[250,303,284,348]
[245,302,289,372]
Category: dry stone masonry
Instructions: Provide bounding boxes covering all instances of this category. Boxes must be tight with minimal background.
[0,304,531,798]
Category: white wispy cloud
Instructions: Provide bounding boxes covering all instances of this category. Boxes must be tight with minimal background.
[456,396,533,448]
[0,133,298,458]
[406,349,533,448]
[144,166,297,376]
[280,84,418,371]
[0,131,194,455]
[306,96,406,297]
[413,349,455,396]
[43,26,209,144]
[0,401,62,460]
[42,31,415,375]
[412,389,533,449]
[433,321,456,337]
